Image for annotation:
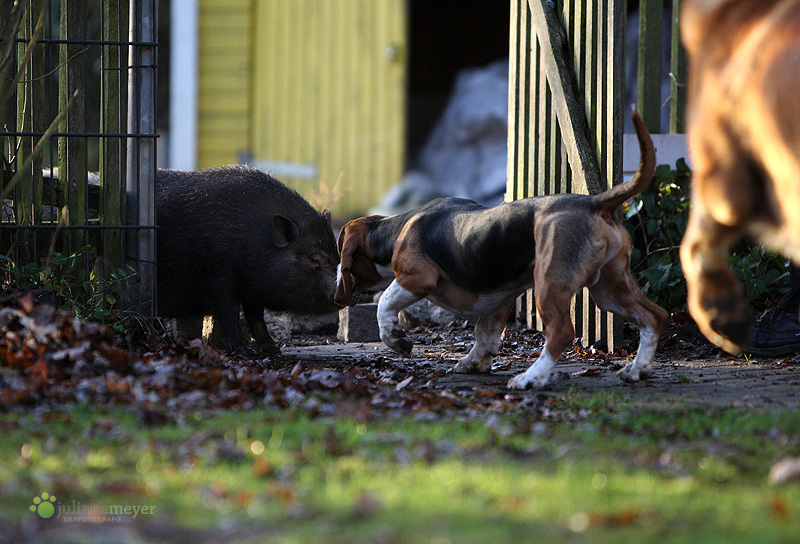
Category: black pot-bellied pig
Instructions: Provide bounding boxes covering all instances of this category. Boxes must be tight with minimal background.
[156,165,339,354]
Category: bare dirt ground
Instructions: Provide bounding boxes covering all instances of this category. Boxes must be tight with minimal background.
[279,320,800,410]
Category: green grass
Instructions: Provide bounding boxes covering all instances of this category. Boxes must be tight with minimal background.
[2,395,800,543]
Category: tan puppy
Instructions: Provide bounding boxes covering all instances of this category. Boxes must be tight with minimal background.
[679,0,800,353]
[335,112,668,389]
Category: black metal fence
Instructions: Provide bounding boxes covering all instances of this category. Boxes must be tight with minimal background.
[0,0,157,314]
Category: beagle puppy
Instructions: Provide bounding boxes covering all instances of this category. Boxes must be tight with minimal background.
[335,112,668,389]
[680,0,800,353]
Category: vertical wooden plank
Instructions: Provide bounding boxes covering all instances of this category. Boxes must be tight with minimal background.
[382,0,407,210]
[319,0,333,185]
[536,36,548,197]
[669,0,687,134]
[259,0,276,167]
[510,0,533,324]
[358,0,376,207]
[15,2,45,262]
[607,0,626,350]
[574,0,592,346]
[637,0,662,133]
[335,1,351,213]
[59,0,87,251]
[595,0,608,346]
[547,2,559,197]
[596,0,608,192]
[295,0,310,175]
[526,0,536,326]
[582,0,597,346]
[524,23,545,200]
[507,0,524,201]
[101,0,124,270]
[535,2,544,326]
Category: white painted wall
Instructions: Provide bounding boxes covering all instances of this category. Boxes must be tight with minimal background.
[168,0,198,170]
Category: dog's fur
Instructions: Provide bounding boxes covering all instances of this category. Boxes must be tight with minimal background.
[679,0,800,353]
[335,112,668,389]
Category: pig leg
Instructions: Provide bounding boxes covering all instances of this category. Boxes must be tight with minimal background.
[243,302,279,354]
[213,303,250,355]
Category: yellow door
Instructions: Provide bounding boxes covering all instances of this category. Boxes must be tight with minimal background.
[250,0,407,219]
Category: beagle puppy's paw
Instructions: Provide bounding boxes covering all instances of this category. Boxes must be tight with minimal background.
[452,359,475,374]
[453,353,493,374]
[381,327,413,356]
[616,362,651,383]
[506,370,549,390]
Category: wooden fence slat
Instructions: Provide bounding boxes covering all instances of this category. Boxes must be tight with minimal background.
[507,0,521,201]
[637,0,663,133]
[607,0,626,349]
[101,0,125,271]
[670,0,687,134]
[59,0,88,251]
[15,2,46,263]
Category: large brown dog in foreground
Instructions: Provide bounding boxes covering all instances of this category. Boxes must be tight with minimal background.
[679,0,800,354]
[335,112,668,389]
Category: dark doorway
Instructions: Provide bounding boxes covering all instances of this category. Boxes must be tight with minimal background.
[406,1,510,162]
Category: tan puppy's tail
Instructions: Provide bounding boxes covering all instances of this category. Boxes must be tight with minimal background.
[595,110,656,213]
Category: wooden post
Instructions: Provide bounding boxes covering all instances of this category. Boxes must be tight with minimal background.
[58,0,87,251]
[669,0,687,134]
[126,0,156,315]
[637,0,663,133]
[15,2,45,263]
[101,0,126,272]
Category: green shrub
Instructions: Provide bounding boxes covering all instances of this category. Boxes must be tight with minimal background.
[623,160,790,313]
[0,245,139,331]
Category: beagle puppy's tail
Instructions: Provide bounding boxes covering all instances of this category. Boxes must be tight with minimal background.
[595,110,656,214]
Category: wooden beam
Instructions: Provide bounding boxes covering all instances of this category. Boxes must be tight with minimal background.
[637,0,663,133]
[670,0,687,134]
[527,0,602,195]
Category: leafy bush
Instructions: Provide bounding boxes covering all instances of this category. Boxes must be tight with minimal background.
[623,160,790,313]
[1,245,139,331]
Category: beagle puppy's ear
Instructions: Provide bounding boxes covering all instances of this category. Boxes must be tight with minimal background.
[334,222,362,306]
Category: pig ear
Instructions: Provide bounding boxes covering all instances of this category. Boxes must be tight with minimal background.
[321,208,332,227]
[334,224,358,306]
[272,215,299,248]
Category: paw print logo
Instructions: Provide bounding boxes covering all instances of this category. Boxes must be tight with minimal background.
[30,492,56,518]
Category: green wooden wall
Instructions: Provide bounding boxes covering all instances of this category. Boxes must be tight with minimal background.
[196,0,407,219]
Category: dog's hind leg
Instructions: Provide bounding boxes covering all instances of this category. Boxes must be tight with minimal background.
[588,251,669,382]
[507,285,575,389]
[453,303,514,374]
